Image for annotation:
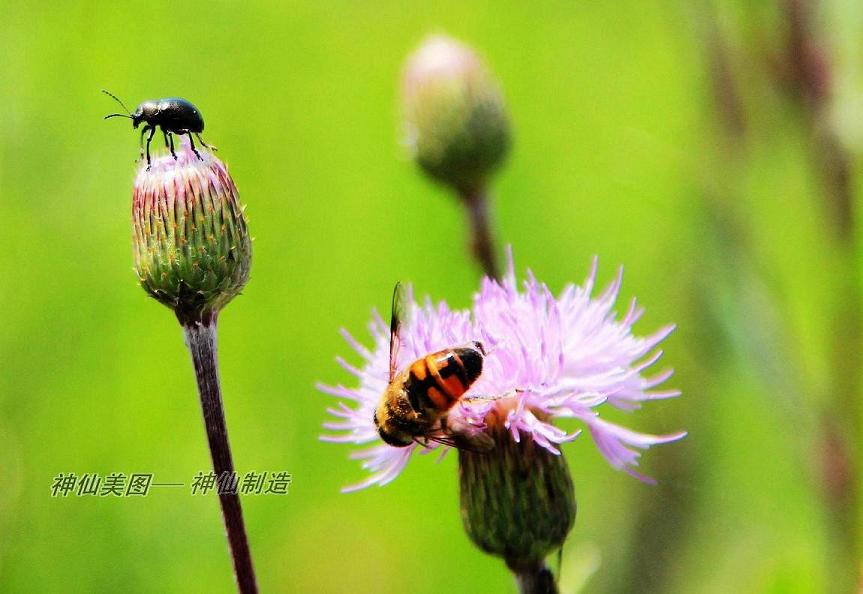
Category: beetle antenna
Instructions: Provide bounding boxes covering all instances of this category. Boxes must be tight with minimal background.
[103,113,132,120]
[101,89,133,116]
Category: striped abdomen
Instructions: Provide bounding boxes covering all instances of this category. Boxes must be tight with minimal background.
[404,341,485,416]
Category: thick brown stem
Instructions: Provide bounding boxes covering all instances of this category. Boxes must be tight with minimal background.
[184,317,258,594]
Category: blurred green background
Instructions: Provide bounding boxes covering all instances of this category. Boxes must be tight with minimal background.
[1,1,861,592]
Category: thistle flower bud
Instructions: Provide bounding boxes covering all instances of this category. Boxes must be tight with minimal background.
[402,35,511,195]
[132,141,251,324]
[458,410,576,576]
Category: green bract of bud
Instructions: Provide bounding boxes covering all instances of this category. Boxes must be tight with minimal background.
[132,146,251,323]
[458,413,576,571]
[402,35,511,195]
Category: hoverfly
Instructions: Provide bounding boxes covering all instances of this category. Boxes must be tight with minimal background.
[373,283,494,451]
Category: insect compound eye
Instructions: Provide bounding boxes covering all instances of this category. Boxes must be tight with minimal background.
[457,347,483,383]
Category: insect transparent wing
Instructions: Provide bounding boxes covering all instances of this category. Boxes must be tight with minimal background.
[441,412,497,453]
[389,282,406,383]
[420,431,495,453]
[451,428,495,453]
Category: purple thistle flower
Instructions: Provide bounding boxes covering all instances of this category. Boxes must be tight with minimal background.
[319,248,685,492]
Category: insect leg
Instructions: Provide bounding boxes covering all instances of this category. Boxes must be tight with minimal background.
[145,126,156,170]
[186,131,202,161]
[195,133,217,152]
[139,125,151,160]
[163,130,177,160]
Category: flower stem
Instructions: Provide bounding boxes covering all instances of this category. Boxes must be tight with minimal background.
[781,1,861,587]
[459,188,500,280]
[510,563,558,594]
[183,316,258,594]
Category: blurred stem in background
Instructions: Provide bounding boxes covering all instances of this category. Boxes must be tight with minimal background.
[622,1,862,590]
[459,187,499,280]
[780,0,861,588]
[618,10,746,592]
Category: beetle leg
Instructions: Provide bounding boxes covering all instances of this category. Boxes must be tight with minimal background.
[195,133,216,152]
[186,131,202,161]
[145,126,156,170]
[163,130,177,160]
[139,125,152,160]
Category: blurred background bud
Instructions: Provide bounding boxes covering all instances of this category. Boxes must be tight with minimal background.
[402,35,511,195]
[132,141,252,324]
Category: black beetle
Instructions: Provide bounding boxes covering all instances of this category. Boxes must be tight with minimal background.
[102,90,214,169]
